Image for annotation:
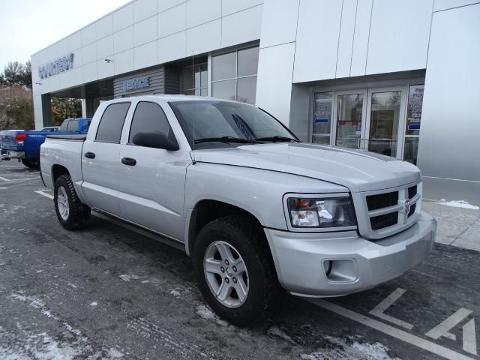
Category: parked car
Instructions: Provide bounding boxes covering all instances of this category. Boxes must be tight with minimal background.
[40,96,436,326]
[0,118,90,168]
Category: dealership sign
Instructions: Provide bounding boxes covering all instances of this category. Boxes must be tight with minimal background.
[122,76,150,92]
[38,54,75,79]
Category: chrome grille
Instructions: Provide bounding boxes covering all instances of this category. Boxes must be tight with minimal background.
[354,182,422,240]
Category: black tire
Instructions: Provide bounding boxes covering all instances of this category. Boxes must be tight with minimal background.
[22,159,39,169]
[192,216,279,327]
[54,174,91,230]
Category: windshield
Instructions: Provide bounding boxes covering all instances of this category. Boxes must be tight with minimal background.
[169,100,297,148]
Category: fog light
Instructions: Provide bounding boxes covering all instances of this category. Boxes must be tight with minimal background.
[323,260,332,276]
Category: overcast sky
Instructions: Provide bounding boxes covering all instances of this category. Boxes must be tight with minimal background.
[0,0,131,70]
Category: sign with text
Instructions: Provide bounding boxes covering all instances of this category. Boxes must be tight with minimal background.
[38,54,74,79]
[122,76,150,93]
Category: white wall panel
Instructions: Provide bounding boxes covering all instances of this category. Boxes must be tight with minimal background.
[158,32,187,63]
[96,36,114,61]
[434,0,479,10]
[366,0,433,74]
[65,31,83,52]
[95,14,113,39]
[33,95,43,130]
[256,43,295,125]
[336,0,357,78]
[221,0,263,16]
[293,0,343,82]
[134,16,158,46]
[113,3,135,32]
[186,20,221,55]
[82,62,98,83]
[350,0,372,77]
[260,0,299,48]
[97,59,115,79]
[186,0,221,27]
[158,3,186,37]
[114,49,134,74]
[81,43,97,65]
[135,0,158,22]
[114,26,134,53]
[418,3,480,183]
[81,24,97,46]
[134,41,158,69]
[221,5,262,48]
[158,0,185,12]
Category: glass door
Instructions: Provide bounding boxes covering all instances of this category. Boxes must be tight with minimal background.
[365,89,405,158]
[334,91,367,149]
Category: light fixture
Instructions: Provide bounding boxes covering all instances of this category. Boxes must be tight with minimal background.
[104,58,113,63]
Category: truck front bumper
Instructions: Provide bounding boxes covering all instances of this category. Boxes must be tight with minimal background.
[264,211,436,297]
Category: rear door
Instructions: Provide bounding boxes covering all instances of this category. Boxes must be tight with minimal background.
[116,100,191,240]
[81,102,131,215]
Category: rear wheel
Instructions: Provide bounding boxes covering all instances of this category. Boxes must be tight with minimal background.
[193,216,279,326]
[54,175,91,230]
[21,159,39,169]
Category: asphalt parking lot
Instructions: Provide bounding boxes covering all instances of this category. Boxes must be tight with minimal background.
[0,160,478,360]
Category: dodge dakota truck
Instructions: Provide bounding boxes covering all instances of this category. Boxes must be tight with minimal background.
[40,95,436,326]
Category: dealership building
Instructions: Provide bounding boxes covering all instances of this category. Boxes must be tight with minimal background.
[31,0,480,204]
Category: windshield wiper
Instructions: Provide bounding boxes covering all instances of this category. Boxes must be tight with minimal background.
[255,136,299,143]
[194,136,258,144]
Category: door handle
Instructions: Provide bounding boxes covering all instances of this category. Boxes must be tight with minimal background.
[121,157,136,166]
[84,152,95,159]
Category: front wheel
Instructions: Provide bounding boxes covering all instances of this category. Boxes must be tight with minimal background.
[193,216,279,326]
[54,174,91,230]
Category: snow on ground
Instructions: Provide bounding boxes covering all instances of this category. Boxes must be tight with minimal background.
[300,336,400,360]
[435,199,479,210]
[267,325,296,344]
[195,304,229,326]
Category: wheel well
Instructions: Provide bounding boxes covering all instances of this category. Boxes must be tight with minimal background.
[188,200,264,255]
[51,164,70,183]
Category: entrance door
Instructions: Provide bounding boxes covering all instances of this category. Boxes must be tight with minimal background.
[365,89,405,158]
[334,91,367,149]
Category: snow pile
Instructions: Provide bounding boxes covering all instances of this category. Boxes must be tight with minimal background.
[300,336,399,360]
[435,199,479,210]
[119,274,140,282]
[195,305,229,326]
[267,325,296,344]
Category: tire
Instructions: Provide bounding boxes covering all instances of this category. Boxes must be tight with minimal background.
[54,174,91,230]
[22,159,39,169]
[192,216,279,327]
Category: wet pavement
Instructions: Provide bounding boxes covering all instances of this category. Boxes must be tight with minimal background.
[0,160,478,360]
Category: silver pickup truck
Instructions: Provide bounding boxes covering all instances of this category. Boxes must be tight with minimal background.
[40,95,436,326]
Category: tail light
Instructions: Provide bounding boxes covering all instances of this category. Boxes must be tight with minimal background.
[15,133,28,145]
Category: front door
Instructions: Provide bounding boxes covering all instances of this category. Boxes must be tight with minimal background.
[334,91,367,149]
[115,101,190,241]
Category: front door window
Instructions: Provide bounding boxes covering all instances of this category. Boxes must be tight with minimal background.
[335,93,364,149]
[368,91,402,157]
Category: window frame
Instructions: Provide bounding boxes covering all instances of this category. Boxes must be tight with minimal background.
[127,101,176,147]
[95,102,131,144]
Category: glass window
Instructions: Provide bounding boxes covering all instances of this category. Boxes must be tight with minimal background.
[181,63,208,96]
[67,119,79,132]
[368,91,401,157]
[336,94,364,149]
[129,102,172,144]
[212,80,236,101]
[238,47,259,77]
[312,92,333,145]
[169,100,296,148]
[96,102,130,143]
[212,52,236,81]
[237,76,257,105]
[211,47,259,104]
[404,85,424,164]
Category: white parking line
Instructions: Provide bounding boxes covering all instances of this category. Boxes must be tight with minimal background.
[369,288,414,330]
[35,190,54,200]
[313,299,475,360]
[0,176,11,182]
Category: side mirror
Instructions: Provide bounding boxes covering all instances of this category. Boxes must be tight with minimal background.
[132,132,179,151]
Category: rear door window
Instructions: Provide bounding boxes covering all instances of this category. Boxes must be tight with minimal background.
[129,101,173,144]
[96,102,131,143]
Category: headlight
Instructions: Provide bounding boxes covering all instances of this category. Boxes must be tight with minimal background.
[287,196,356,228]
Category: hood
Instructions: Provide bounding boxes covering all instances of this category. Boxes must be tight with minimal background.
[192,143,421,193]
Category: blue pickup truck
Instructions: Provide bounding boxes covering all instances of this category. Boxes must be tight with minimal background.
[0,118,91,168]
